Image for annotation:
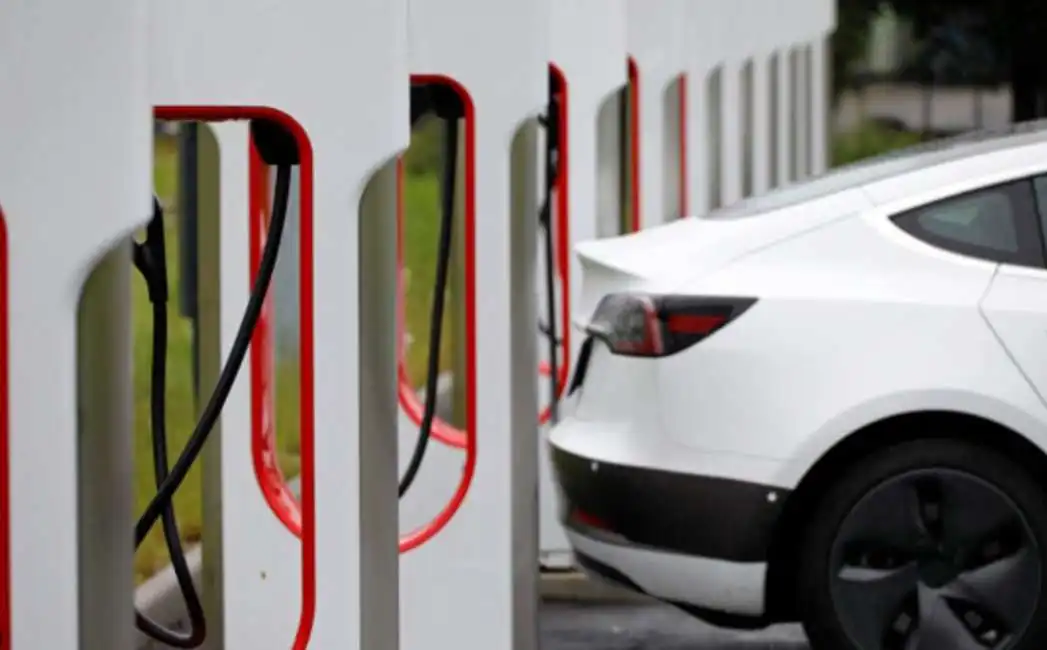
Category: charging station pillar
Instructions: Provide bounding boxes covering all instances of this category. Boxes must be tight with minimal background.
[399,0,548,647]
[716,0,753,206]
[810,38,830,176]
[625,0,687,229]
[0,1,151,648]
[149,0,409,646]
[809,0,836,176]
[792,48,811,180]
[773,2,800,186]
[776,53,793,184]
[747,0,774,196]
[538,0,627,566]
[684,1,726,215]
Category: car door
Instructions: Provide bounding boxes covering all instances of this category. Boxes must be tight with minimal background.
[979,176,1047,403]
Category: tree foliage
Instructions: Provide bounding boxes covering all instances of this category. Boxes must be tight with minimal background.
[837,0,1047,120]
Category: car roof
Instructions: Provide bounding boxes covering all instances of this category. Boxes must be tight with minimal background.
[701,118,1047,221]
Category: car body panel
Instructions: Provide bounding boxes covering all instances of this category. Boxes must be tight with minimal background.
[550,122,1047,620]
[980,264,1047,412]
[572,187,870,322]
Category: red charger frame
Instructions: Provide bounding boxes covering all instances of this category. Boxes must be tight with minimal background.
[394,75,478,553]
[153,106,317,650]
[244,78,474,556]
[399,68,572,450]
[625,63,690,223]
[678,73,689,217]
[0,211,8,650]
[627,57,641,233]
[535,65,573,418]
[249,143,301,537]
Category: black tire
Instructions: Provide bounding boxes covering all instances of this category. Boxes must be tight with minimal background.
[796,438,1047,650]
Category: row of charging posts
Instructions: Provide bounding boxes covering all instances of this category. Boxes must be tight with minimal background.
[388,0,690,570]
[0,0,834,649]
[1,0,416,647]
[391,0,838,568]
[2,0,547,649]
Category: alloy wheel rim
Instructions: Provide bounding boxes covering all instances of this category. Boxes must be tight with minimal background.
[829,468,1041,650]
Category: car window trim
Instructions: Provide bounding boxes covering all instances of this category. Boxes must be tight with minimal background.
[1028,175,1047,265]
[890,178,1046,269]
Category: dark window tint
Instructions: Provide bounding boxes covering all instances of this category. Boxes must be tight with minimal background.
[1030,176,1047,243]
[891,180,1044,267]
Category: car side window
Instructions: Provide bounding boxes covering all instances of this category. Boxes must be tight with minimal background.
[891,180,1045,268]
[1029,176,1047,248]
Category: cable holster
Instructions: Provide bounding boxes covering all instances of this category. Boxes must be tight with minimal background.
[132,197,170,305]
[250,118,300,166]
[410,83,466,126]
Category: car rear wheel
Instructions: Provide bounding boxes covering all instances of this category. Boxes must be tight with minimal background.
[797,439,1047,650]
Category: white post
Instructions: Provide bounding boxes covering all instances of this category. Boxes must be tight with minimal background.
[751,54,772,195]
[719,61,744,205]
[792,47,810,179]
[809,36,830,174]
[776,48,793,184]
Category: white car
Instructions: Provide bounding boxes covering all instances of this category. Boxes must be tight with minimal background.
[549,121,1047,650]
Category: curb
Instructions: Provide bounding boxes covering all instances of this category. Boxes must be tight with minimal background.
[539,569,652,604]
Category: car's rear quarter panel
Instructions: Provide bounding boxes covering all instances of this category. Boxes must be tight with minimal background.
[653,214,1047,487]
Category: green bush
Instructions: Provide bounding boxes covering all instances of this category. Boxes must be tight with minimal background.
[832,121,925,167]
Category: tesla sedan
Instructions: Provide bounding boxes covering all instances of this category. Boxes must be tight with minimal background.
[550,121,1047,650]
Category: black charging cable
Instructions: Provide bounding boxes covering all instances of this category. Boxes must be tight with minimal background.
[131,197,207,647]
[398,89,462,497]
[133,121,295,647]
[538,77,563,424]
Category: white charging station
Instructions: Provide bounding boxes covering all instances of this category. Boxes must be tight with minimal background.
[683,1,724,216]
[809,0,837,177]
[773,1,799,187]
[716,0,755,207]
[394,1,547,649]
[769,0,836,186]
[744,0,775,197]
[0,1,151,648]
[626,0,688,230]
[148,0,409,647]
[539,0,628,568]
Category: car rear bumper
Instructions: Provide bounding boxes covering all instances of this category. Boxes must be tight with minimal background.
[549,444,791,622]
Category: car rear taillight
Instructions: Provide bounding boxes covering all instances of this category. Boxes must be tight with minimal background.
[585,293,756,358]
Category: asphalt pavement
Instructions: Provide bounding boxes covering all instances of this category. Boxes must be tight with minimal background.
[540,601,809,650]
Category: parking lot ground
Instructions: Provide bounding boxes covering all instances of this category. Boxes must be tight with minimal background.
[541,601,809,650]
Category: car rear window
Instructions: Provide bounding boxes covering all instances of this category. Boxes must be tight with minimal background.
[891,180,1045,267]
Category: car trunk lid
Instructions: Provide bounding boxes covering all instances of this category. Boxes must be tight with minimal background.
[573,192,865,323]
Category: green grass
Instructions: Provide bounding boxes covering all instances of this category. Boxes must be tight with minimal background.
[399,169,456,385]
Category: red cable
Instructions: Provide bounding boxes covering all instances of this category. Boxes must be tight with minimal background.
[0,209,10,650]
